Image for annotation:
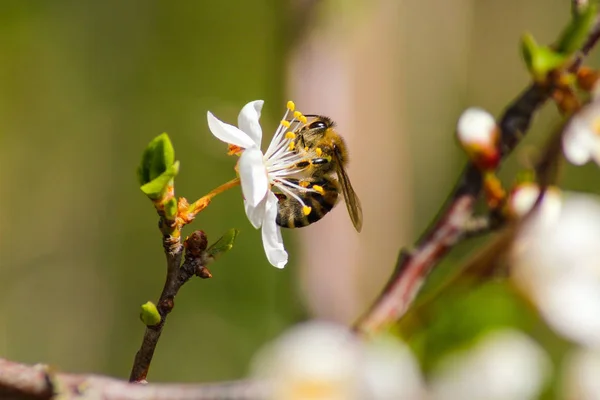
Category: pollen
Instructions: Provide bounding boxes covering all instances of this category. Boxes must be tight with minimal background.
[293,111,303,120]
[315,147,323,157]
[285,131,296,139]
[304,146,309,152]
[303,206,312,215]
[312,185,324,194]
[287,100,295,111]
[281,120,291,128]
[299,115,308,124]
[288,141,296,151]
[299,181,310,188]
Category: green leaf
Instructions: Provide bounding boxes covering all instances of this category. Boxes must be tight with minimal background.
[140,161,180,200]
[137,133,176,185]
[557,1,597,54]
[521,33,570,80]
[139,301,161,326]
[206,228,239,259]
[521,33,538,73]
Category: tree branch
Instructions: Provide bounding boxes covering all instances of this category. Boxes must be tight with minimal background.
[354,12,600,335]
[0,358,265,400]
[129,231,211,383]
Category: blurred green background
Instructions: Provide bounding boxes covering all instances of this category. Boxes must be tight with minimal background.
[0,0,597,385]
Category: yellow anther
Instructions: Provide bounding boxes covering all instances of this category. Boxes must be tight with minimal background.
[312,185,324,195]
[287,100,295,111]
[303,206,312,215]
[293,111,303,120]
[315,147,323,157]
[285,131,296,139]
[304,146,309,152]
[281,120,291,128]
[300,115,308,124]
[299,181,310,188]
[288,141,296,151]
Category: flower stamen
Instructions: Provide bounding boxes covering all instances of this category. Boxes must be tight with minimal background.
[312,185,324,195]
[274,181,311,209]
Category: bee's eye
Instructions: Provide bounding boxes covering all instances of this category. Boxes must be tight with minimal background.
[309,121,327,130]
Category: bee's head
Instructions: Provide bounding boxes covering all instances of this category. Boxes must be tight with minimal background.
[303,115,334,132]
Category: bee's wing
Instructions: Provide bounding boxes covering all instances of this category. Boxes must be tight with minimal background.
[333,149,363,232]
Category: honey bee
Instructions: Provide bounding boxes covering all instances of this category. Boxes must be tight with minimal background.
[275,116,363,232]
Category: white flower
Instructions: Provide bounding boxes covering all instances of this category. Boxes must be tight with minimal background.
[507,183,562,219]
[429,330,550,400]
[562,100,600,165]
[207,100,314,268]
[361,335,425,400]
[250,321,425,400]
[511,193,600,347]
[251,321,363,400]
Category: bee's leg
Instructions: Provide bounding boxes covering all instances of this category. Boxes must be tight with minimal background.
[298,133,306,149]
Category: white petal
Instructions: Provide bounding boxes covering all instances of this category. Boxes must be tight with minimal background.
[362,335,425,399]
[207,111,256,149]
[238,100,264,147]
[262,193,288,268]
[239,147,269,207]
[539,278,600,347]
[244,196,267,229]
[562,118,594,165]
[250,321,362,398]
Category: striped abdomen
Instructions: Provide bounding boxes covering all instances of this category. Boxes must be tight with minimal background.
[276,176,340,228]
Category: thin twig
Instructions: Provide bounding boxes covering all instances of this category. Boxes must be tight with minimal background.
[129,231,209,382]
[0,358,266,400]
[354,12,600,336]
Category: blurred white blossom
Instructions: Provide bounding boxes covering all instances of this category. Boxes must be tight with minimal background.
[562,100,600,165]
[361,335,425,400]
[251,321,425,400]
[429,330,551,400]
[507,183,562,219]
[561,348,600,399]
[512,193,600,347]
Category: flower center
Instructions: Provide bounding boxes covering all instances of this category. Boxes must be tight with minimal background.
[263,101,320,212]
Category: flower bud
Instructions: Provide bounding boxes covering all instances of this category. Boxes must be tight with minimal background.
[139,301,161,326]
[456,108,500,170]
